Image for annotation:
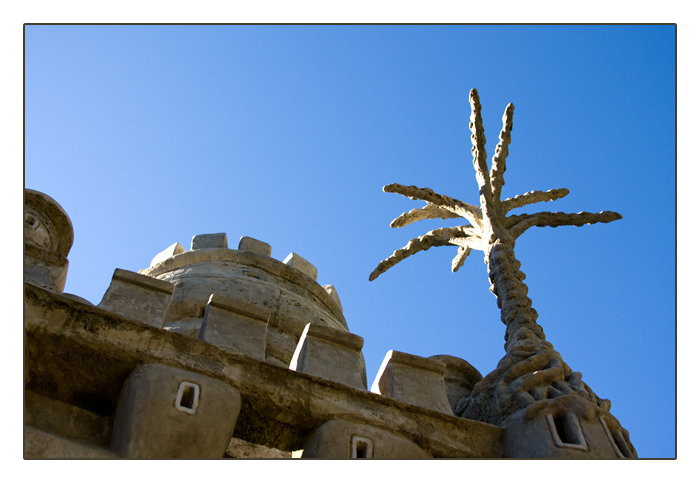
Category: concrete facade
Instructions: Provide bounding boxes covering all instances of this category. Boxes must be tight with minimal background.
[23,187,636,459]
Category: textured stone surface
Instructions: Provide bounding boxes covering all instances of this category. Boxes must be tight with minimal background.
[191,232,228,250]
[238,236,272,257]
[290,323,367,390]
[429,355,482,415]
[282,252,317,281]
[98,269,174,329]
[371,350,452,415]
[199,294,268,360]
[322,284,343,314]
[24,426,116,459]
[25,283,503,457]
[111,363,241,458]
[226,437,291,458]
[150,242,185,267]
[142,248,347,367]
[24,189,74,293]
[299,419,430,458]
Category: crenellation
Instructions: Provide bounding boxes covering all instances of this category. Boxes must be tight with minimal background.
[150,242,186,267]
[283,252,318,281]
[191,232,228,250]
[238,236,272,257]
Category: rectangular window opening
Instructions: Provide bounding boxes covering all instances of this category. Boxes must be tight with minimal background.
[175,381,200,414]
[546,413,588,451]
[350,435,373,458]
[553,415,581,445]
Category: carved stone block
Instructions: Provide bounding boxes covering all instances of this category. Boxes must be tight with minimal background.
[98,269,174,328]
[282,252,317,281]
[371,350,452,415]
[191,232,228,250]
[289,323,367,390]
[198,294,269,360]
[238,236,272,257]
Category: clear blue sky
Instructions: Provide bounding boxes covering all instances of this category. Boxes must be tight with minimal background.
[24,25,675,458]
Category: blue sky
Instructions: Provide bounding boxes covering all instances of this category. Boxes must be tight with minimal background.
[24,25,675,458]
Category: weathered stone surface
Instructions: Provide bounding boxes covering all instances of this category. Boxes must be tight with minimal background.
[191,232,228,250]
[24,189,74,293]
[98,269,174,329]
[150,242,186,267]
[25,391,112,449]
[24,245,69,294]
[238,236,272,257]
[141,248,347,366]
[299,419,430,458]
[429,354,482,415]
[26,283,503,457]
[322,284,343,314]
[24,426,116,459]
[24,189,73,258]
[290,323,367,390]
[226,437,291,458]
[282,252,317,281]
[111,363,241,458]
[371,350,452,415]
[502,398,631,458]
[198,294,269,360]
[61,293,94,306]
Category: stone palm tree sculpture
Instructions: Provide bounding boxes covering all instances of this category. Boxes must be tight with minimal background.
[370,89,636,457]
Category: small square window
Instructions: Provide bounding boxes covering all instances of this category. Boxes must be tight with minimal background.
[175,381,200,414]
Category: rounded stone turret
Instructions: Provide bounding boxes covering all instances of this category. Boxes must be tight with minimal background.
[140,234,347,368]
[24,189,74,293]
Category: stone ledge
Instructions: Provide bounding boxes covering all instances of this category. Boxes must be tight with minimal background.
[207,293,270,322]
[25,283,504,457]
[112,268,175,295]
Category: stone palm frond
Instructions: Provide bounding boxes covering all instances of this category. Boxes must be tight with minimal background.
[369,88,622,281]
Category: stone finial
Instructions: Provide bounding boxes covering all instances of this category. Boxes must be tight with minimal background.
[238,236,272,257]
[191,233,228,251]
[371,350,452,415]
[150,242,186,267]
[283,252,318,281]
